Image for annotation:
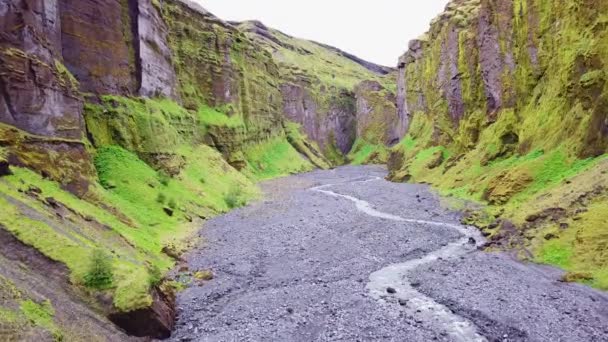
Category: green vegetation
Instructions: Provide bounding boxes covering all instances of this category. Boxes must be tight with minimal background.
[84,96,195,155]
[0,140,260,313]
[243,137,314,180]
[198,105,245,129]
[388,0,608,290]
[322,132,348,166]
[284,122,332,169]
[347,139,389,165]
[84,249,114,289]
[53,59,79,90]
[20,300,61,339]
[239,21,392,91]
[224,187,246,209]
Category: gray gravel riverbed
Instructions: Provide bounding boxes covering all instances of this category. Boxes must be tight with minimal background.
[168,166,608,342]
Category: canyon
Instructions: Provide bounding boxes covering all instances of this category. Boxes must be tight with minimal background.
[0,0,606,340]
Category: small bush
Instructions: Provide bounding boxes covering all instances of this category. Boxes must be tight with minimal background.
[159,173,171,186]
[168,199,177,209]
[84,249,114,289]
[156,192,167,204]
[224,187,245,209]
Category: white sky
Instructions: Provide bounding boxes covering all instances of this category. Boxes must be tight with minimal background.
[193,0,450,67]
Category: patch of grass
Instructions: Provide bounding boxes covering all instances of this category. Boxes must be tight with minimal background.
[0,307,21,324]
[400,136,417,151]
[347,139,389,165]
[520,150,596,197]
[20,299,61,339]
[243,137,314,180]
[198,105,245,128]
[0,146,8,160]
[147,264,163,287]
[322,132,348,166]
[537,240,573,269]
[534,199,608,290]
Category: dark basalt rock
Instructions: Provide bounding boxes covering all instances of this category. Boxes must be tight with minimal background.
[281,82,357,156]
[59,0,138,95]
[0,159,11,177]
[109,287,176,339]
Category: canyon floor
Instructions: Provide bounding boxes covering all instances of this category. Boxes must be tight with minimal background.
[168,166,608,342]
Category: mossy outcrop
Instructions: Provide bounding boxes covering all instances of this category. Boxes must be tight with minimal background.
[389,0,608,289]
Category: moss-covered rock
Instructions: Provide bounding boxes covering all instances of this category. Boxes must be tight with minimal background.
[355,80,400,146]
[389,0,608,290]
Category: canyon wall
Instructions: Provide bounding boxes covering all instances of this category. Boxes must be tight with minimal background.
[238,20,398,164]
[389,0,608,289]
[0,0,396,338]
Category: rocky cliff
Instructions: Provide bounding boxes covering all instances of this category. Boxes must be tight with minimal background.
[0,0,397,339]
[389,0,608,289]
[237,20,400,165]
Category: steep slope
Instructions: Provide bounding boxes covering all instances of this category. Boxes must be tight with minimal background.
[237,21,401,164]
[0,0,396,338]
[388,0,608,289]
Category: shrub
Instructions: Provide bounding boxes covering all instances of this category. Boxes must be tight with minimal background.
[159,173,171,186]
[224,187,245,209]
[84,249,114,289]
[168,199,177,209]
[156,193,167,204]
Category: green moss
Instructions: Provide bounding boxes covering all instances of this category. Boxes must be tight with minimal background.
[390,2,608,288]
[53,59,79,90]
[319,131,347,166]
[0,139,259,312]
[0,146,7,161]
[198,105,245,128]
[347,139,389,165]
[20,299,61,339]
[400,136,418,151]
[284,121,332,169]
[243,137,314,180]
[534,199,608,290]
[84,96,196,155]
[0,307,21,324]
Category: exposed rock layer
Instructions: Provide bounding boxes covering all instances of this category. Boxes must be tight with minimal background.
[394,0,608,157]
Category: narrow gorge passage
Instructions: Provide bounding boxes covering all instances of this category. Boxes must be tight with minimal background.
[170,166,608,342]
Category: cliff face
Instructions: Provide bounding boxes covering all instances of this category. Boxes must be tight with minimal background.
[238,21,398,164]
[0,0,396,338]
[389,0,608,289]
[0,0,93,196]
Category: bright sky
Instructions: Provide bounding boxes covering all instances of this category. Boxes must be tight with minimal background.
[193,0,450,67]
